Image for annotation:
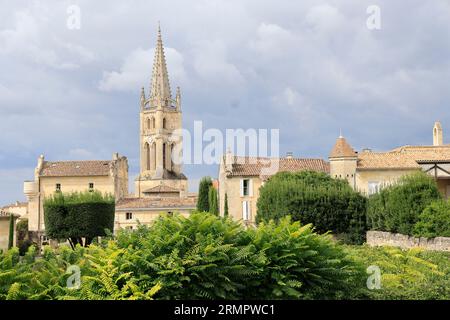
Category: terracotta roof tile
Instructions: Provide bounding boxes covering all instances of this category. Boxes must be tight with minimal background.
[357,145,450,169]
[116,196,197,210]
[329,137,357,158]
[227,156,329,178]
[142,185,180,193]
[40,160,112,177]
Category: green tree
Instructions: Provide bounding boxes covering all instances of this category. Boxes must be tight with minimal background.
[197,177,212,212]
[224,193,229,217]
[44,191,115,248]
[256,171,367,243]
[413,199,450,238]
[367,172,442,235]
[208,186,219,215]
[8,215,15,250]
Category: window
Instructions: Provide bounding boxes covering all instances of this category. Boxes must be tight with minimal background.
[163,118,167,129]
[242,201,250,221]
[147,118,151,129]
[368,181,381,195]
[240,179,252,196]
[89,183,94,192]
[126,226,133,230]
[163,143,166,169]
[167,211,173,217]
[126,212,133,220]
[56,183,61,192]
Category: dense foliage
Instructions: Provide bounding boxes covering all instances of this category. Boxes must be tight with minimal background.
[346,245,450,300]
[44,191,115,248]
[367,172,442,235]
[256,171,367,243]
[0,213,367,300]
[413,200,450,238]
[197,177,213,212]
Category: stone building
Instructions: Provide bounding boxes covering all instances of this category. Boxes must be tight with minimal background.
[17,26,196,240]
[218,152,329,223]
[329,122,450,197]
[114,26,197,229]
[1,201,28,221]
[23,153,129,242]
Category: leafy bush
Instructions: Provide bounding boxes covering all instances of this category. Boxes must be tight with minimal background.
[44,191,115,248]
[367,172,442,235]
[256,171,367,244]
[346,245,450,300]
[116,213,366,300]
[413,200,450,238]
[2,213,448,300]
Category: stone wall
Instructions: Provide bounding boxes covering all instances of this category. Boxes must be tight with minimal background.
[367,230,450,252]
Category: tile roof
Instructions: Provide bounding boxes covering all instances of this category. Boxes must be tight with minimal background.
[116,196,197,210]
[329,136,357,158]
[357,145,450,169]
[2,201,28,209]
[39,160,112,177]
[227,156,330,178]
[142,185,180,193]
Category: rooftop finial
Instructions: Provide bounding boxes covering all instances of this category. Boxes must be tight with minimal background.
[339,128,343,138]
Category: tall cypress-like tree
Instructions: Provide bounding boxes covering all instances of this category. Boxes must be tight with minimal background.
[208,187,219,215]
[224,193,229,217]
[197,177,213,212]
[8,214,15,249]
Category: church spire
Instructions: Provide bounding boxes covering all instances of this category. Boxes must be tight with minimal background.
[150,23,172,107]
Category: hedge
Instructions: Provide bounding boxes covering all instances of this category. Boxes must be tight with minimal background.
[367,172,442,235]
[44,191,115,248]
[256,171,367,244]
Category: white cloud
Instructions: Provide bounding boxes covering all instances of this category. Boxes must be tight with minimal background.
[192,39,244,86]
[249,23,297,57]
[99,47,185,92]
[305,4,345,35]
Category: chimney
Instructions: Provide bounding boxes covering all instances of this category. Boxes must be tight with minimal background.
[286,152,293,159]
[433,121,443,146]
[225,149,234,173]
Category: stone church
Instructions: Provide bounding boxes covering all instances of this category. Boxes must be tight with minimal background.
[21,26,196,243]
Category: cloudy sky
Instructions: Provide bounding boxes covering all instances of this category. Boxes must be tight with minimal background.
[1,0,450,204]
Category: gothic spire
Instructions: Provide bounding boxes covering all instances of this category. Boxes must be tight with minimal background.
[150,23,172,107]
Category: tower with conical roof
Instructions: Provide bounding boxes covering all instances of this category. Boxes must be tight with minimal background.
[329,134,358,188]
[135,24,187,198]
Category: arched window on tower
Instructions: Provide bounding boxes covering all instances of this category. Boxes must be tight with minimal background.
[163,143,166,169]
[163,118,167,129]
[147,118,151,129]
[171,144,174,171]
[152,118,156,128]
[144,143,150,170]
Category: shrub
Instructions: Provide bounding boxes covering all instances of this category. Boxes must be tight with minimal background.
[346,245,450,300]
[115,213,365,299]
[367,172,442,235]
[256,171,367,243]
[197,177,212,212]
[413,200,450,238]
[44,191,115,248]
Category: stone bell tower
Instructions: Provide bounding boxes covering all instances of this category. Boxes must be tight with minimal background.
[135,24,188,198]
